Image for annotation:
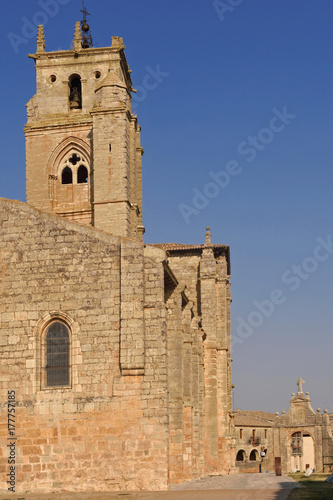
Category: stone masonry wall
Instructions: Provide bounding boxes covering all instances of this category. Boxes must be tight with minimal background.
[234,425,273,472]
[165,247,234,479]
[0,199,169,494]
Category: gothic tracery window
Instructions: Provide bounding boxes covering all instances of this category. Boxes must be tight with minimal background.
[60,152,90,185]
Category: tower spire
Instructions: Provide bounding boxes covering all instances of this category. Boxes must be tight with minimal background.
[81,0,93,48]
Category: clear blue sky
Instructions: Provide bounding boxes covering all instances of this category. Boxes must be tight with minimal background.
[1,0,332,414]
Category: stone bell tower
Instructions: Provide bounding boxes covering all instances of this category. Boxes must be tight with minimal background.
[25,22,144,241]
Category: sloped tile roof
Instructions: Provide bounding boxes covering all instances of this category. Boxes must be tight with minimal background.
[234,410,276,427]
[150,243,229,251]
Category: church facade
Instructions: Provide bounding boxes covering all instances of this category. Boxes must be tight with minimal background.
[0,23,235,494]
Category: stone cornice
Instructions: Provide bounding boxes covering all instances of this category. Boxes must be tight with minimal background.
[90,106,129,115]
[24,118,93,133]
[28,47,121,61]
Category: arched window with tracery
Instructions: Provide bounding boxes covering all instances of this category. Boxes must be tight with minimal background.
[59,151,90,185]
[44,321,70,387]
[47,137,92,224]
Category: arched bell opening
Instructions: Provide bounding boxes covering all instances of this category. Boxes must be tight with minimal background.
[69,74,82,109]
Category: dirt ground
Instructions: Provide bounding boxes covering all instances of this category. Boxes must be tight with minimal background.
[0,473,299,500]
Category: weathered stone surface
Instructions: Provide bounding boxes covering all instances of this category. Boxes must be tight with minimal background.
[0,22,234,496]
[25,32,144,241]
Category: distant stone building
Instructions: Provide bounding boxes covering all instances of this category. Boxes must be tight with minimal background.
[234,381,333,474]
[233,410,274,473]
[0,22,235,495]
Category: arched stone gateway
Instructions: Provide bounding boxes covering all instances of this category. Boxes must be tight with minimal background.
[275,383,331,474]
[290,431,315,471]
[233,379,333,474]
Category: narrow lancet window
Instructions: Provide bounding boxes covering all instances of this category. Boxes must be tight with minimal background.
[77,165,88,184]
[62,167,73,184]
[45,322,70,387]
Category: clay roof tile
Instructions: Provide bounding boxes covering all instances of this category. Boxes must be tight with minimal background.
[233,410,276,427]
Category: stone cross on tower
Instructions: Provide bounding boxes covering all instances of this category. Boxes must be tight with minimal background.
[297,377,305,394]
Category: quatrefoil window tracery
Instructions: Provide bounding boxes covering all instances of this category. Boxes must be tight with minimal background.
[68,153,81,166]
[61,152,89,185]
